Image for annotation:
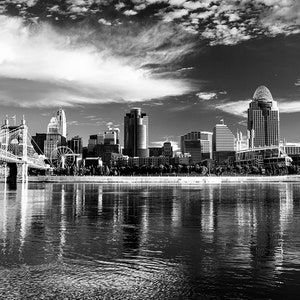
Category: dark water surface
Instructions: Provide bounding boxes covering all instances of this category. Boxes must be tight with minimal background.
[1,182,300,299]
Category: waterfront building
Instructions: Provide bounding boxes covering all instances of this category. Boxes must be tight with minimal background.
[123,108,149,158]
[183,140,202,164]
[56,107,67,138]
[104,128,120,145]
[212,120,235,164]
[149,147,163,157]
[213,120,235,152]
[94,144,121,165]
[47,107,67,138]
[200,132,213,159]
[248,86,280,148]
[44,133,66,158]
[44,111,67,158]
[173,153,191,166]
[162,141,173,158]
[31,133,47,155]
[87,134,104,155]
[236,146,292,168]
[282,143,300,165]
[181,131,213,162]
[68,136,83,154]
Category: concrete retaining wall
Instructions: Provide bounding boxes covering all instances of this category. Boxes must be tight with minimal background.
[27,175,300,185]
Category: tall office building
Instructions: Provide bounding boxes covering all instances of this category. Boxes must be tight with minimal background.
[104,128,120,145]
[68,136,83,154]
[124,108,149,158]
[212,120,235,152]
[181,131,213,160]
[56,107,67,138]
[248,86,280,148]
[46,107,67,137]
[44,108,67,158]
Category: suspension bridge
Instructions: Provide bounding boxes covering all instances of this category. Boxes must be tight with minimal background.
[0,116,50,183]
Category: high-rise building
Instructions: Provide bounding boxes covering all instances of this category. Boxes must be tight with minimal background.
[56,107,67,138]
[68,136,83,154]
[104,128,120,145]
[162,141,173,158]
[212,120,235,152]
[44,108,67,158]
[181,131,213,161]
[248,86,280,148]
[47,107,67,138]
[31,133,47,155]
[87,134,104,155]
[124,108,149,158]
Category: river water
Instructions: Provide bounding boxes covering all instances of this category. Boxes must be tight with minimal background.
[0,182,300,299]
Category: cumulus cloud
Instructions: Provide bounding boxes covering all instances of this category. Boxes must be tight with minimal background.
[162,9,189,22]
[0,16,195,107]
[123,10,138,16]
[196,92,217,101]
[1,0,300,46]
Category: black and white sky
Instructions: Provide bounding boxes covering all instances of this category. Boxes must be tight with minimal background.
[0,0,300,148]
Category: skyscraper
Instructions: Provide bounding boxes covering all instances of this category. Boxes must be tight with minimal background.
[44,108,67,158]
[56,107,67,138]
[248,86,280,148]
[180,131,213,160]
[212,120,235,152]
[46,107,67,138]
[124,108,149,158]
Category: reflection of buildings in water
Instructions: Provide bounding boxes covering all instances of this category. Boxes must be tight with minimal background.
[275,183,294,271]
[98,185,103,215]
[121,189,143,253]
[235,185,257,246]
[139,188,150,246]
[279,183,293,233]
[19,181,29,257]
[171,187,181,230]
[201,185,215,240]
[0,183,8,254]
[248,184,291,280]
[59,184,66,260]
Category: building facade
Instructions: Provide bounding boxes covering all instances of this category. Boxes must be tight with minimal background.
[123,108,149,158]
[68,136,83,154]
[212,120,235,163]
[181,131,213,161]
[248,86,280,148]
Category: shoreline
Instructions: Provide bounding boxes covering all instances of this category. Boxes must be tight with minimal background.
[15,175,300,184]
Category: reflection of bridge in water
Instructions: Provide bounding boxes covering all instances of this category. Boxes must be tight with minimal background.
[0,116,50,183]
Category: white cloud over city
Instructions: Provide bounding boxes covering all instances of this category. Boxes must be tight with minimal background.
[0,16,195,107]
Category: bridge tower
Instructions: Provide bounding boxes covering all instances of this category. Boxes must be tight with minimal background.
[19,116,28,182]
[2,116,10,152]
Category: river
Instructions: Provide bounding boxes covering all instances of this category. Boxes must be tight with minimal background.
[1,182,300,299]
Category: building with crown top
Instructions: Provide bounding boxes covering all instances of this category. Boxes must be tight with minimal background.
[248,86,279,148]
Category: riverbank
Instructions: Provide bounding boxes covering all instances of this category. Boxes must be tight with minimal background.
[23,175,300,184]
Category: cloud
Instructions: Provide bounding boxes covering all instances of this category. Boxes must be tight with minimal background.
[123,10,138,16]
[215,99,300,116]
[0,16,195,107]
[215,100,250,117]
[162,9,189,22]
[183,1,205,11]
[196,92,217,101]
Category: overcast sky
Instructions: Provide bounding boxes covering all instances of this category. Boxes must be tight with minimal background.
[0,0,300,148]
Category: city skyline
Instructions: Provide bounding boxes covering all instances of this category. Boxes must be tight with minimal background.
[0,1,300,147]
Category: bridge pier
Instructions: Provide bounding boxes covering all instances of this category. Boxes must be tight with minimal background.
[6,162,18,187]
[21,163,28,182]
